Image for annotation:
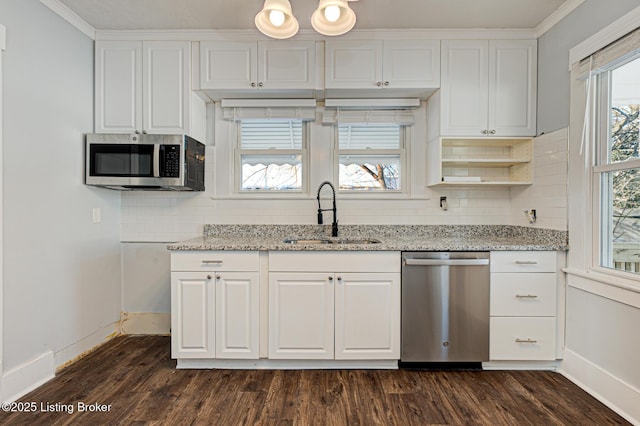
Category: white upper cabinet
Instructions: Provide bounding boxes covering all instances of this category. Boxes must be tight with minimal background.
[440,40,537,137]
[325,39,440,89]
[199,40,316,90]
[95,40,191,135]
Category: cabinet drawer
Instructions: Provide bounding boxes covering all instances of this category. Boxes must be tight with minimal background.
[490,317,556,361]
[490,273,556,317]
[490,251,556,273]
[269,251,400,273]
[171,251,259,272]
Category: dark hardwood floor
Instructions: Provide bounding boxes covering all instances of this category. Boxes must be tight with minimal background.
[0,336,629,425]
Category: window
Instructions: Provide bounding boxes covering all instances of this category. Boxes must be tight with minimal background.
[237,119,307,192]
[594,55,640,274]
[336,124,405,192]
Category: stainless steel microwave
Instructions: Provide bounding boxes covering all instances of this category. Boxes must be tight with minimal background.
[85,133,205,191]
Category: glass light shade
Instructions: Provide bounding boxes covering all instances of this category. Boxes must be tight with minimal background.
[311,0,356,37]
[255,0,299,39]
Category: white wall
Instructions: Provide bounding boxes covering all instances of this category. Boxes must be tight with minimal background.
[0,0,121,401]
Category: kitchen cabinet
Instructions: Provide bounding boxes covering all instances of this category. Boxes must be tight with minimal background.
[325,39,440,89]
[489,251,557,361]
[439,39,536,137]
[199,40,316,91]
[171,251,259,359]
[426,137,533,186]
[268,252,400,360]
[95,40,192,135]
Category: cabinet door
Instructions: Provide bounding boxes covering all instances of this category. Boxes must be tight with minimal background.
[325,40,383,89]
[200,41,257,90]
[171,272,215,359]
[215,272,259,359]
[489,40,537,137]
[258,41,316,90]
[441,40,489,136]
[335,273,400,360]
[95,40,142,133]
[143,41,190,134]
[382,40,440,88]
[269,273,334,359]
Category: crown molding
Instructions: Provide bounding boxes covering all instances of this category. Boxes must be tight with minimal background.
[534,0,585,38]
[95,27,537,41]
[40,0,96,40]
[569,4,640,66]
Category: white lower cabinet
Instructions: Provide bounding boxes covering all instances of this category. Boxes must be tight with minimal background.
[489,251,558,361]
[171,272,215,358]
[171,252,259,360]
[268,252,401,361]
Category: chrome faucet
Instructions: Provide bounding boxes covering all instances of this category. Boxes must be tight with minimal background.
[317,181,338,237]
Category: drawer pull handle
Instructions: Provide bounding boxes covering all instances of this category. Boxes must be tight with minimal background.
[202,260,223,265]
[515,338,538,344]
[515,294,538,299]
[515,260,538,265]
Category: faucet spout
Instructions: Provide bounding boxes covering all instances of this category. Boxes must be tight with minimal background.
[316,181,338,237]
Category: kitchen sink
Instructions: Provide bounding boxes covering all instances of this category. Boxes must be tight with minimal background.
[282,238,381,245]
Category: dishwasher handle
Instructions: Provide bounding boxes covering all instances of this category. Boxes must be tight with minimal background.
[404,258,490,266]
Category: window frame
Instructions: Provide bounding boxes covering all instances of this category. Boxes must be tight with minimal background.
[332,123,409,197]
[591,53,640,280]
[234,119,310,195]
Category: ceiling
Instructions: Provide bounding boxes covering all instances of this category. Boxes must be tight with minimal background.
[58,0,570,32]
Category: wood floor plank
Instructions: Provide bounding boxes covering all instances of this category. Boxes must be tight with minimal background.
[0,336,631,426]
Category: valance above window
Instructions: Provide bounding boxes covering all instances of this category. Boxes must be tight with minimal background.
[221,99,317,122]
[321,109,415,125]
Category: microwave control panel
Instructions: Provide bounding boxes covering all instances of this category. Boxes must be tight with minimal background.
[160,145,181,178]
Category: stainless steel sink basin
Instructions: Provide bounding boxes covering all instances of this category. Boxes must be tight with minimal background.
[282,238,381,245]
[282,238,332,244]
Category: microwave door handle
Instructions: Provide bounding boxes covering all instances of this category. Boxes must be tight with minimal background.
[153,145,160,178]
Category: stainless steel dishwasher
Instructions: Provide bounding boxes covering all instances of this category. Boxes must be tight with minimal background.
[401,252,490,365]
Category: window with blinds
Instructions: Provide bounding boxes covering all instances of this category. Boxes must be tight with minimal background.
[238,120,306,191]
[336,124,405,191]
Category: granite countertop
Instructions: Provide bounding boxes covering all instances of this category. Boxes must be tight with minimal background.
[167,225,568,252]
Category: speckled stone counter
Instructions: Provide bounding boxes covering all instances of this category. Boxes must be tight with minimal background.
[167,225,568,251]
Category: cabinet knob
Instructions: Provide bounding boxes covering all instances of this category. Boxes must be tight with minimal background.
[489,130,496,134]
[328,276,333,281]
[251,82,256,87]
[216,274,221,280]
[376,81,382,87]
[135,130,141,135]
[337,276,342,282]
[481,130,488,135]
[207,275,212,280]
[384,81,389,86]
[258,82,264,87]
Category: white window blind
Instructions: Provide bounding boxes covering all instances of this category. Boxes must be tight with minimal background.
[338,124,401,149]
[240,120,303,149]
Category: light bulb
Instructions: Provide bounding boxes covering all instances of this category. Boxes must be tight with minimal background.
[324,5,341,22]
[269,9,285,27]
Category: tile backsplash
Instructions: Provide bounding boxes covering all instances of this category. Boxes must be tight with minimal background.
[120,128,568,243]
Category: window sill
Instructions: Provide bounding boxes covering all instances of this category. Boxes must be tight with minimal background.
[563,267,640,309]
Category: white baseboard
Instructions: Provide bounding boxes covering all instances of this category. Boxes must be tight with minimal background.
[559,348,640,425]
[54,321,119,371]
[119,312,170,335]
[2,351,54,403]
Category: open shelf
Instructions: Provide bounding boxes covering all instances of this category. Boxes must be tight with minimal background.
[427,137,533,187]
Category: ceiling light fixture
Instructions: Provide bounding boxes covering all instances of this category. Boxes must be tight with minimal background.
[255,0,299,39]
[255,0,358,39]
[311,0,356,36]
